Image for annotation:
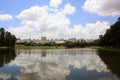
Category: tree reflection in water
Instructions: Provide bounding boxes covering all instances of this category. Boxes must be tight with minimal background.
[0,48,20,80]
[0,48,16,67]
[98,50,120,79]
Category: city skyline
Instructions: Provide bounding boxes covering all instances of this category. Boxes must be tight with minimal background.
[0,0,120,39]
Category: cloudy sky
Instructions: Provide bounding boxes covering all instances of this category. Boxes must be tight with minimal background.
[0,0,120,39]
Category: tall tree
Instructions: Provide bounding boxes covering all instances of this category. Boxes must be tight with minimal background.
[0,28,5,46]
[0,27,16,47]
[4,31,11,46]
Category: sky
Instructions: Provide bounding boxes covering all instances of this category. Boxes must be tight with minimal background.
[0,0,120,39]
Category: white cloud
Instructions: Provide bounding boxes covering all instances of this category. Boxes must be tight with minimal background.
[0,14,13,21]
[71,21,109,39]
[8,3,109,39]
[50,0,62,8]
[8,5,73,39]
[83,0,120,16]
[63,3,76,14]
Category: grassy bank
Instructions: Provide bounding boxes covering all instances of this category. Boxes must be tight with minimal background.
[89,46,120,53]
[0,46,10,49]
[15,45,66,49]
[1,46,120,53]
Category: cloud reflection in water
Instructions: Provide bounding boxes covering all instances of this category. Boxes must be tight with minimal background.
[4,49,117,80]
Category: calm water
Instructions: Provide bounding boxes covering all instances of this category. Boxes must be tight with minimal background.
[0,48,120,80]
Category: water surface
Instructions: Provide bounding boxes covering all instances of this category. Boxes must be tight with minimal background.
[0,48,120,80]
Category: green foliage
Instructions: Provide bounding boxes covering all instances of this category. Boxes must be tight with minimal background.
[99,17,120,47]
[0,27,17,47]
[64,41,86,48]
[15,45,66,49]
[0,28,5,46]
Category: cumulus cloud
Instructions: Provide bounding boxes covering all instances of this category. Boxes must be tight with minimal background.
[0,14,13,21]
[8,5,73,39]
[83,0,120,16]
[71,21,109,39]
[50,0,62,8]
[63,3,76,14]
[72,21,108,39]
[8,3,109,39]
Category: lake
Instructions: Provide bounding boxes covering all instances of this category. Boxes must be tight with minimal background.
[0,48,120,80]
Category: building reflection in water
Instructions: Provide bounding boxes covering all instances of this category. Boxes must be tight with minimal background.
[41,50,46,57]
[16,49,47,57]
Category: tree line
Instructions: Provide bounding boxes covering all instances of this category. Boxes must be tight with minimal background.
[17,39,96,48]
[0,28,16,47]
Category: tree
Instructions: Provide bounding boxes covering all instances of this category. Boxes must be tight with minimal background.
[10,35,16,47]
[0,28,5,46]
[99,17,120,47]
[0,27,16,47]
[4,31,11,46]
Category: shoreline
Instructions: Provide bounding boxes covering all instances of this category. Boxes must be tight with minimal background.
[15,45,67,49]
[88,46,120,53]
[0,46,120,53]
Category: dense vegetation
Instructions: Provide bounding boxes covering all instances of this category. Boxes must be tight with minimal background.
[64,41,96,48]
[0,28,16,47]
[99,17,120,47]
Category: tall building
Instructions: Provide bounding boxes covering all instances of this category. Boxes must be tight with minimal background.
[41,37,46,41]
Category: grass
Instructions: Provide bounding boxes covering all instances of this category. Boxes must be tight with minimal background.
[15,45,66,49]
[0,46,10,49]
[1,45,120,53]
[88,46,120,53]
[87,46,102,49]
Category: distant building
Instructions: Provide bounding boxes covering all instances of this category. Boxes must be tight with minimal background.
[39,36,50,44]
[68,38,76,42]
[54,40,66,45]
[16,39,31,45]
[16,36,95,46]
[16,39,26,45]
[86,39,94,43]
[41,37,46,41]
[31,39,40,44]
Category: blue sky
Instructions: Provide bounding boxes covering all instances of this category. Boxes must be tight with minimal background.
[0,0,120,39]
